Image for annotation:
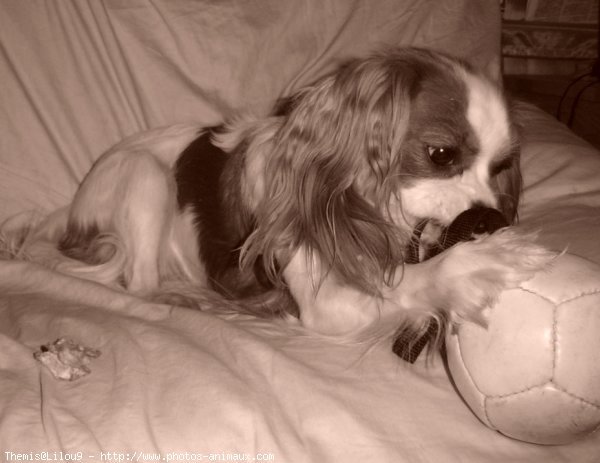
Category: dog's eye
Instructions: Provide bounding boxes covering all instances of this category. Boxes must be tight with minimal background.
[427,146,458,166]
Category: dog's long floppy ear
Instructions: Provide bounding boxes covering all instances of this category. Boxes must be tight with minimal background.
[493,150,522,224]
[242,53,420,295]
[492,107,523,224]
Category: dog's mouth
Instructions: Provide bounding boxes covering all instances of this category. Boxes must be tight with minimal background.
[406,207,509,263]
[405,218,444,263]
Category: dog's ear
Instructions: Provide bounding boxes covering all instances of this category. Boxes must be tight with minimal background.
[492,150,522,224]
[242,55,418,295]
[492,104,523,224]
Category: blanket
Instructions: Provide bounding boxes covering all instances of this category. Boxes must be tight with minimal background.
[1,1,599,461]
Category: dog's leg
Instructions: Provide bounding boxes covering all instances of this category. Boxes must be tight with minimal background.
[63,150,175,293]
[283,247,453,335]
[383,229,557,329]
[116,153,175,293]
[406,228,557,324]
[283,230,556,336]
[283,248,384,335]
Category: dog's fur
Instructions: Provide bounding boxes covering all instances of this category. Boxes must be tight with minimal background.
[2,48,555,341]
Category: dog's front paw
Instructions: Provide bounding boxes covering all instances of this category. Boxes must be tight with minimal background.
[437,228,557,325]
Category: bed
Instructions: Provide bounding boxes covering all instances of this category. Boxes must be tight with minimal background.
[1,1,599,461]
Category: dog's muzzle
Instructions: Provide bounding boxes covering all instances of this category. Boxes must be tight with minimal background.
[404,206,509,264]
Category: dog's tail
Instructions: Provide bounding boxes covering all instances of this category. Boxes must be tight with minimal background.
[0,209,68,261]
[56,221,127,287]
[1,209,127,289]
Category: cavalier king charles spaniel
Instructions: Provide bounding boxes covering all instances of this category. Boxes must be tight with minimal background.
[8,47,555,342]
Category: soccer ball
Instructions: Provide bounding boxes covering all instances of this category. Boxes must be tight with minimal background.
[446,252,600,445]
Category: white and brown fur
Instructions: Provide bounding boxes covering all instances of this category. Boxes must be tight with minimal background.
[4,48,555,341]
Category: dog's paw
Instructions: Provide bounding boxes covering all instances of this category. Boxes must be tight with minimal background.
[437,228,557,325]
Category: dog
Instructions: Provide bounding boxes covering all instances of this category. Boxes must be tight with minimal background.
[6,47,555,341]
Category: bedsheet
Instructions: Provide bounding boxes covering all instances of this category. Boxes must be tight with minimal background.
[1,0,599,461]
[0,242,598,462]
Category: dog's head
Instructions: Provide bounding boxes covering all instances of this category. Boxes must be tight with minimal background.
[240,47,521,294]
